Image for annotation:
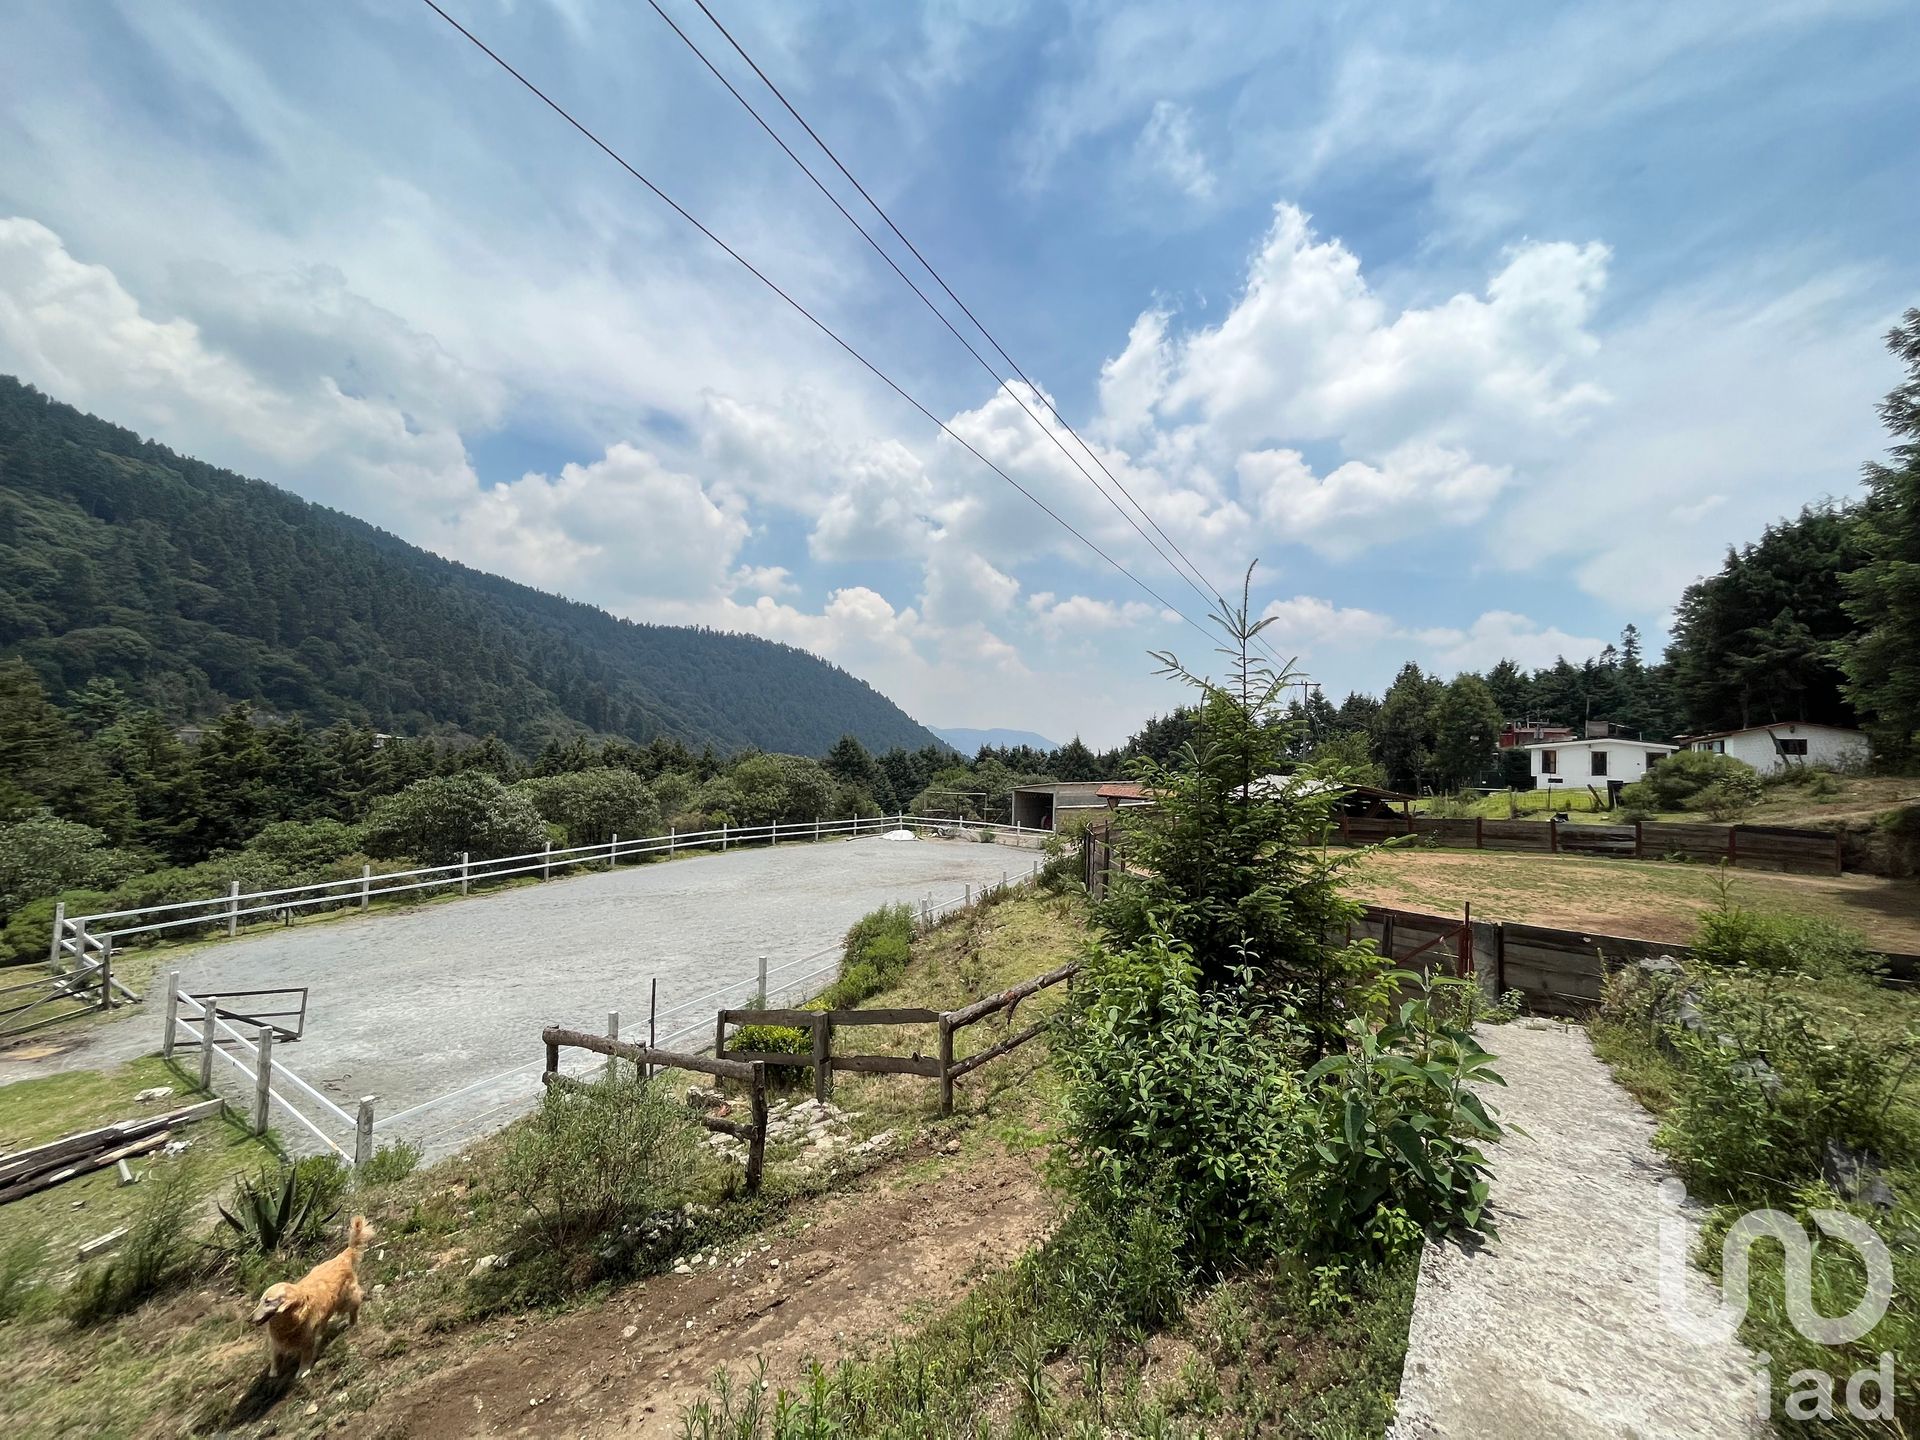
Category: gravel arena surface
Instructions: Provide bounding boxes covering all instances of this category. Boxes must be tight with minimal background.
[1,837,1030,1156]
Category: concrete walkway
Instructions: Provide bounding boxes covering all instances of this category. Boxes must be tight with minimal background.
[1391,1021,1768,1439]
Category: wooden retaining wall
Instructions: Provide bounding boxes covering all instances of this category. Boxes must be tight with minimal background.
[1333,815,1844,875]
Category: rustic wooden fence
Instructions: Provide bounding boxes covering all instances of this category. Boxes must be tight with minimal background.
[1353,902,1920,1014]
[715,960,1079,1117]
[1332,815,1844,875]
[542,1027,771,1194]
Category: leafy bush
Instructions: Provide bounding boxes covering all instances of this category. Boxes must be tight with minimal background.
[814,903,914,1008]
[66,1160,199,1325]
[1697,775,1761,821]
[240,818,365,872]
[361,773,548,864]
[0,812,145,927]
[217,1156,350,1257]
[1634,750,1760,811]
[502,1075,698,1251]
[1693,905,1873,978]
[1055,929,1311,1275]
[1299,971,1506,1261]
[729,1021,812,1090]
[512,770,660,847]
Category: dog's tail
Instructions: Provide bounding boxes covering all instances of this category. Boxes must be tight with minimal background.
[346,1214,374,1254]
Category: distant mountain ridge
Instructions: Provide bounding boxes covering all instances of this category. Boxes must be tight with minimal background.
[0,376,943,756]
[934,726,1062,754]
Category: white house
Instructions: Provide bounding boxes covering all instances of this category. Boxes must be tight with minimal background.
[1522,737,1675,798]
[1677,722,1871,775]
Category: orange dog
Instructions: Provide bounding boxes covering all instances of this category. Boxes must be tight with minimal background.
[250,1214,373,1378]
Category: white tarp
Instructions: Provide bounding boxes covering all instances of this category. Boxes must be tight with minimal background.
[881,828,918,842]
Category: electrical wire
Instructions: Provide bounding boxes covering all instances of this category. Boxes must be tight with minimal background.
[417,0,1217,647]
[680,0,1295,672]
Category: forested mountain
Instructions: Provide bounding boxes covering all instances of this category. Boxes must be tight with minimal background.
[0,377,940,756]
[932,726,1061,753]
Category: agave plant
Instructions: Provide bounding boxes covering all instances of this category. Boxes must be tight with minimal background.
[217,1161,344,1256]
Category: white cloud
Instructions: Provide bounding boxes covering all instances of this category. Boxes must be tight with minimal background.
[1136,101,1216,200]
[1029,592,1159,634]
[1259,594,1396,649]
[729,564,800,598]
[1409,611,1608,674]
[1239,442,1509,556]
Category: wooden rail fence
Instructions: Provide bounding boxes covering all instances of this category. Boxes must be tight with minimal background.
[1333,814,1844,875]
[715,960,1079,1117]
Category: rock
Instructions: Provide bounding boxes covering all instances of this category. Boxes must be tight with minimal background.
[1823,1138,1898,1209]
[1635,956,1684,978]
[468,1254,500,1279]
[673,1263,694,1276]
[133,1086,174,1104]
[943,1139,961,1155]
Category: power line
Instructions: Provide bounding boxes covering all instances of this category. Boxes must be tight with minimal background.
[417,0,1216,646]
[680,0,1291,670]
[642,0,1232,637]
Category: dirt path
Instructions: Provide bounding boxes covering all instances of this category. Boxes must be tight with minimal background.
[1390,1022,1765,1439]
[362,1148,1050,1438]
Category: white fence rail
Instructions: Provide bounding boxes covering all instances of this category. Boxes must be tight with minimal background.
[162,974,371,1166]
[55,812,1047,956]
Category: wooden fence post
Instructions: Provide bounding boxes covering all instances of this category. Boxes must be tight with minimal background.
[361,863,371,910]
[1548,819,1559,854]
[546,1030,560,1078]
[253,1027,274,1135]
[648,979,657,1081]
[713,1011,728,1060]
[1635,820,1644,859]
[812,1014,833,1102]
[1728,828,1739,867]
[162,971,180,1058]
[354,1097,374,1169]
[606,1010,620,1082]
[460,851,470,896]
[937,1015,954,1117]
[227,881,241,938]
[1495,923,1507,993]
[1475,816,1484,850]
[100,938,112,1011]
[745,1063,768,1196]
[199,996,218,1091]
[1834,832,1844,877]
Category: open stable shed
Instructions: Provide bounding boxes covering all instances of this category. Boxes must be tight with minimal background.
[1010,781,1129,831]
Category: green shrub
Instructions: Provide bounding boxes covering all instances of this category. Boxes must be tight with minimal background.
[729,1021,812,1089]
[814,903,915,1007]
[361,773,548,865]
[1299,970,1506,1261]
[502,1075,698,1252]
[1693,906,1873,978]
[358,1140,422,1186]
[0,812,146,928]
[1635,751,1760,810]
[66,1160,199,1325]
[1055,929,1312,1274]
[1697,775,1761,821]
[241,818,365,872]
[512,770,660,847]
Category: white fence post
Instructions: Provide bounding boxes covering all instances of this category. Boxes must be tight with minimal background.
[606,1009,620,1082]
[162,971,180,1058]
[965,884,972,907]
[771,820,778,848]
[355,1097,375,1169]
[226,881,241,938]
[669,824,676,856]
[361,863,371,911]
[49,901,64,968]
[542,841,552,880]
[253,1027,274,1135]
[460,851,470,896]
[610,833,619,868]
[814,816,820,841]
[199,996,218,1091]
[722,823,729,852]
[757,953,768,1001]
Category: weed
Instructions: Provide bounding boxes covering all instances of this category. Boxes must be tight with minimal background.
[0,1233,50,1322]
[359,1139,423,1186]
[66,1159,199,1325]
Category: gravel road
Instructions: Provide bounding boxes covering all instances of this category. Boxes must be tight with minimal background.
[5,837,1034,1158]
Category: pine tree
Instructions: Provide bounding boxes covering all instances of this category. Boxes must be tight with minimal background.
[1839,309,1920,766]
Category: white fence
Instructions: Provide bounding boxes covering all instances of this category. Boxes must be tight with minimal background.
[56,812,1047,957]
[163,977,370,1166]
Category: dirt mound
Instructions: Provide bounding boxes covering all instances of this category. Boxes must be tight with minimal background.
[365,1148,1051,1438]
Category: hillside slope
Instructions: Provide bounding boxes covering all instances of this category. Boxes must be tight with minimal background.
[0,377,940,755]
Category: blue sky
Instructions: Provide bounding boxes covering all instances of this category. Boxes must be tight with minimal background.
[1,1,1915,746]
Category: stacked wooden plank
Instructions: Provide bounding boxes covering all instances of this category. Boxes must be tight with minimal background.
[0,1099,223,1205]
